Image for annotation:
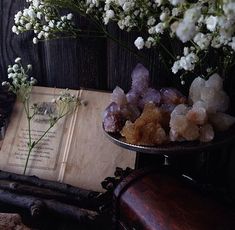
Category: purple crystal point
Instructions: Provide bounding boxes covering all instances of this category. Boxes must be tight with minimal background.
[160,88,187,105]
[103,102,125,133]
[131,63,149,95]
[126,89,140,105]
[111,86,127,106]
[138,88,161,109]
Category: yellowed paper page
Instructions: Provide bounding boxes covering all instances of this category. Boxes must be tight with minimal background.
[63,90,136,192]
[0,87,74,181]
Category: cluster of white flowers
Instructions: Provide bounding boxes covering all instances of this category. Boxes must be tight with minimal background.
[12,0,74,44]
[13,0,235,78]
[172,47,199,75]
[2,57,36,101]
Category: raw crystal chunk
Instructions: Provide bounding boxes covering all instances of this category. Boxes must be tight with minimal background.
[193,100,208,110]
[126,89,140,105]
[200,124,214,142]
[170,114,199,141]
[135,102,163,125]
[131,63,149,95]
[103,102,119,119]
[186,107,208,125]
[138,88,161,109]
[209,112,235,131]
[103,112,124,133]
[189,77,206,103]
[205,73,223,91]
[170,115,188,136]
[139,122,167,146]
[121,103,167,145]
[201,87,229,113]
[120,121,139,144]
[120,104,140,122]
[160,88,187,105]
[103,102,124,133]
[189,74,229,113]
[111,86,127,106]
[171,104,189,117]
[182,122,200,141]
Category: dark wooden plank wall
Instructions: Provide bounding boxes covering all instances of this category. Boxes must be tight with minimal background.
[0,1,235,199]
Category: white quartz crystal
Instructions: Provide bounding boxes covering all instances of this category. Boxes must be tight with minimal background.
[205,73,223,90]
[189,75,229,113]
[171,104,189,117]
[186,106,208,125]
[189,77,206,103]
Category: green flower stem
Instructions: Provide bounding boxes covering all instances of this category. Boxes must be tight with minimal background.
[23,145,33,175]
[23,119,55,175]
[159,42,176,61]
[23,106,73,175]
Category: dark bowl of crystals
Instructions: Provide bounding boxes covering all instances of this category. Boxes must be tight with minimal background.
[103,64,235,154]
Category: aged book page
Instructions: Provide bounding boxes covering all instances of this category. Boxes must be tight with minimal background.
[61,90,136,191]
[0,87,73,181]
[0,87,136,192]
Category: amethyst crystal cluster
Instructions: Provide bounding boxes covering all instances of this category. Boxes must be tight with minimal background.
[103,64,235,145]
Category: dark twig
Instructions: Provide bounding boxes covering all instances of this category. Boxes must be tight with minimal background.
[0,188,98,223]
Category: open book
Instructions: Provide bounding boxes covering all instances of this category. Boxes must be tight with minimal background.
[0,87,136,192]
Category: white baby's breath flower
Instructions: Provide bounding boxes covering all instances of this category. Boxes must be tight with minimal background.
[67,13,73,20]
[15,57,21,63]
[134,37,145,50]
[33,37,38,44]
[169,0,185,6]
[193,32,212,50]
[206,16,218,32]
[2,81,9,87]
[12,25,18,34]
[25,23,32,30]
[145,37,155,48]
[12,64,19,72]
[176,21,196,43]
[27,64,32,70]
[184,7,201,23]
[147,16,156,26]
[155,23,164,34]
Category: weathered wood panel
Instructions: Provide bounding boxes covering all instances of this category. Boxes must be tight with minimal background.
[0,0,43,82]
[0,1,107,90]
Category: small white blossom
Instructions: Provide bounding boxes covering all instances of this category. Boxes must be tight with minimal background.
[169,0,185,6]
[15,57,21,63]
[206,16,218,32]
[147,17,156,26]
[184,7,201,23]
[33,37,38,44]
[27,64,32,70]
[25,23,32,30]
[176,21,196,43]
[155,23,164,34]
[193,33,212,50]
[67,13,73,20]
[134,37,145,50]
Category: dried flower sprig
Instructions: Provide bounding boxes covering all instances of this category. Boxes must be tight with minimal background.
[2,58,80,174]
